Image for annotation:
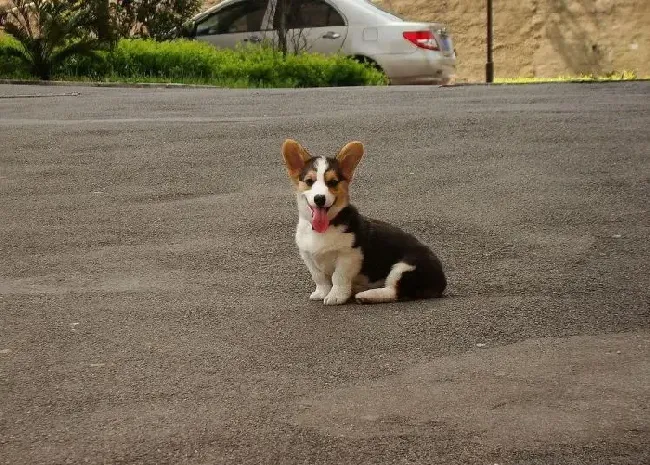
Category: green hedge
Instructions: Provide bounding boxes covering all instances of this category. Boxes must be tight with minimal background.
[0,35,31,79]
[0,37,387,87]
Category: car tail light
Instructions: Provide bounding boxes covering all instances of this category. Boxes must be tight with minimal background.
[403,30,440,51]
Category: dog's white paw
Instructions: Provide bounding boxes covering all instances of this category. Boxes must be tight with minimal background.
[310,285,332,301]
[323,287,351,306]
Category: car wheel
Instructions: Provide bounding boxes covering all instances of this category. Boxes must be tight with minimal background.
[352,56,382,72]
[352,56,390,83]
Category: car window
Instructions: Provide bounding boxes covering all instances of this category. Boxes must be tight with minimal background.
[196,0,268,36]
[273,0,345,29]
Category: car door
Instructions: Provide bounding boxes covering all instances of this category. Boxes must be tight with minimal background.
[194,0,273,50]
[272,0,348,54]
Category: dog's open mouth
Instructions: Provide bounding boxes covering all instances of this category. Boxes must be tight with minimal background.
[310,206,330,233]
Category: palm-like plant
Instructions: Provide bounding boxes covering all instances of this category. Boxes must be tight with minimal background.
[3,0,103,80]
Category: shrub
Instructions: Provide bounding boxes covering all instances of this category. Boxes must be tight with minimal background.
[0,34,31,78]
[52,39,388,88]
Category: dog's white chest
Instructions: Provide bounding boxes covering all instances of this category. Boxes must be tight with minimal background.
[295,219,355,275]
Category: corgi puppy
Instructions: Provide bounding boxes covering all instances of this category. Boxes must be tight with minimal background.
[281,139,447,305]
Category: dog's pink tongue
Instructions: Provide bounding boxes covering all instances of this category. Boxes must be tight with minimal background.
[311,207,329,233]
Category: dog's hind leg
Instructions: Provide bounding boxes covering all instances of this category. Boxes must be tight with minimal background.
[354,262,415,304]
[354,287,397,303]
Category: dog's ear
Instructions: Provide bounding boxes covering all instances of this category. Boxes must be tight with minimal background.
[336,141,364,182]
[282,139,311,179]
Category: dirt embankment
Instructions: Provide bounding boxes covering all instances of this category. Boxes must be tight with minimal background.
[375,0,650,81]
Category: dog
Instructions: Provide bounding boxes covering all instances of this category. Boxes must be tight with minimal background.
[281,139,447,305]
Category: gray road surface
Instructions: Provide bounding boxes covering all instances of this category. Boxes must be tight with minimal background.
[1,82,649,465]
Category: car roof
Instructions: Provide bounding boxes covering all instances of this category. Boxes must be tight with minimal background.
[192,0,409,26]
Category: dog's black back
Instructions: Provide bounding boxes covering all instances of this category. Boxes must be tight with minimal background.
[333,205,447,299]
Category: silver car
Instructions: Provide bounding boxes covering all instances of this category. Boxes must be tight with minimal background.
[183,0,456,85]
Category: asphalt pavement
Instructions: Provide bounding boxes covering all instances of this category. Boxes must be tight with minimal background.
[1,82,649,465]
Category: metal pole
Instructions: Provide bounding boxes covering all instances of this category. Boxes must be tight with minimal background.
[486,0,494,83]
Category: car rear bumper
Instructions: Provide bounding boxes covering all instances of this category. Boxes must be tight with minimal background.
[376,50,456,85]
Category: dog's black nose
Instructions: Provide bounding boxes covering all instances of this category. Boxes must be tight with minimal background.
[313,195,326,207]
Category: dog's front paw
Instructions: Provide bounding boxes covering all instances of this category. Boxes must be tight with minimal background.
[310,285,332,301]
[323,286,351,306]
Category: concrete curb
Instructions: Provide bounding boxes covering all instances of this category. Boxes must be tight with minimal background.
[444,78,650,87]
[1,78,648,91]
[0,79,222,89]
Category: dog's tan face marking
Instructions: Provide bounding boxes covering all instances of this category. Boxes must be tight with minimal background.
[281,139,364,219]
[298,167,342,190]
[298,169,317,192]
[324,170,340,188]
[296,164,348,214]
[299,163,348,204]
[323,169,350,209]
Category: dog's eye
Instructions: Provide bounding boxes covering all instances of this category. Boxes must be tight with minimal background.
[304,179,314,187]
[326,179,339,188]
